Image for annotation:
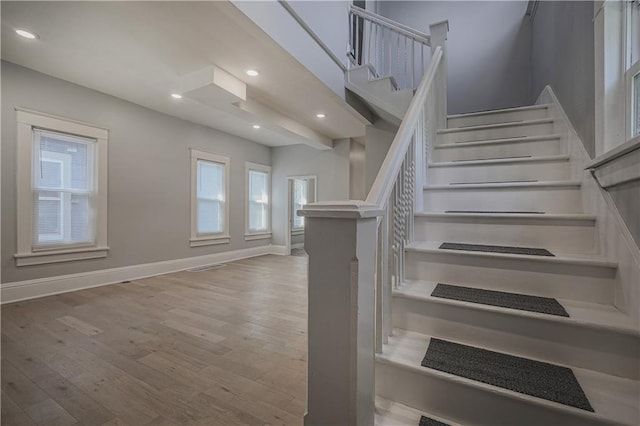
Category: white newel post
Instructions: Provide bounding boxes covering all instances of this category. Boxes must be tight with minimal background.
[301,201,384,426]
[430,20,449,130]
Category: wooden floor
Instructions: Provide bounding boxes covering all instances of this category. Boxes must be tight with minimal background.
[1,255,308,425]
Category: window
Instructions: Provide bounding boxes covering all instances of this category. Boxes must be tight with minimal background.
[292,178,311,232]
[190,150,230,247]
[245,162,272,240]
[15,109,108,266]
[628,0,640,136]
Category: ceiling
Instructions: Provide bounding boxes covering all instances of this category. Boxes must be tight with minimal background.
[1,1,369,149]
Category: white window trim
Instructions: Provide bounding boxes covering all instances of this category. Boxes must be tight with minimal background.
[244,161,272,241]
[190,149,230,247]
[14,108,109,266]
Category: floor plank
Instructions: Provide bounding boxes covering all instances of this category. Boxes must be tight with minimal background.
[2,254,307,425]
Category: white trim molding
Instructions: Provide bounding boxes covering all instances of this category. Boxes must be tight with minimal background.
[2,245,284,304]
[14,108,109,266]
[189,149,230,247]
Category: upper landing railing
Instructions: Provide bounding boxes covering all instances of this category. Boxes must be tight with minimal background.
[349,5,433,90]
[301,10,449,426]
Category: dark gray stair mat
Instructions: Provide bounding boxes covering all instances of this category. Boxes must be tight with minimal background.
[431,283,569,317]
[419,415,449,426]
[444,210,545,214]
[449,180,538,185]
[451,155,531,162]
[439,242,554,257]
[421,339,594,412]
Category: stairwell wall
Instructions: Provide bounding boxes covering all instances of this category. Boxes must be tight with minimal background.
[377,1,532,115]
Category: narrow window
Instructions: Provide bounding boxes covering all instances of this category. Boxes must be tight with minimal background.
[245,162,272,240]
[292,178,308,231]
[190,150,230,247]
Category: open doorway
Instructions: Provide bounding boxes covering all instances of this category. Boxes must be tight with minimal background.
[285,176,317,255]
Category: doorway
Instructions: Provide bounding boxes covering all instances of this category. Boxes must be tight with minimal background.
[285,176,317,255]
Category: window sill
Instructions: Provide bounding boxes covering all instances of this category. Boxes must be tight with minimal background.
[291,229,305,236]
[244,232,272,241]
[14,246,109,267]
[190,235,231,247]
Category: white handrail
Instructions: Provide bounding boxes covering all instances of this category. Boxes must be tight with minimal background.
[350,5,431,46]
[366,47,443,207]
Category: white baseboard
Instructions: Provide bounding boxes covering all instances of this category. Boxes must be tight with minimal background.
[1,245,285,304]
[270,245,289,256]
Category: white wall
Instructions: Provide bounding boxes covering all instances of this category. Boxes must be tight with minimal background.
[1,61,272,283]
[271,140,350,246]
[365,123,395,193]
[350,140,366,200]
[378,1,532,114]
[232,1,349,97]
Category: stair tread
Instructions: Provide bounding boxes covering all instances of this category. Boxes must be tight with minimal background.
[396,280,639,336]
[415,212,596,221]
[428,154,570,167]
[406,241,617,268]
[437,118,554,134]
[379,329,640,426]
[424,180,581,190]
[447,104,552,119]
[434,134,562,149]
[375,397,461,426]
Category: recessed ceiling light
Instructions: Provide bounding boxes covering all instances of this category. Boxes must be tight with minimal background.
[246,70,259,77]
[316,113,326,119]
[171,93,183,99]
[16,29,38,39]
[253,124,261,129]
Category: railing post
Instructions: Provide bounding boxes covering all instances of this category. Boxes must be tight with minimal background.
[301,201,384,426]
[429,20,449,130]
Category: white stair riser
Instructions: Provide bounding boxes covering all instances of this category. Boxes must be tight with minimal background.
[448,107,549,128]
[423,186,583,213]
[437,121,554,144]
[405,251,615,304]
[433,138,565,162]
[427,160,571,184]
[376,361,613,426]
[392,296,639,379]
[348,67,375,86]
[414,217,597,253]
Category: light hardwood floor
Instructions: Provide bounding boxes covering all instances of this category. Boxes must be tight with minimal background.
[1,254,308,425]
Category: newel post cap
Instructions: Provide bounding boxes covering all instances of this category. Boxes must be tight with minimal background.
[298,200,384,219]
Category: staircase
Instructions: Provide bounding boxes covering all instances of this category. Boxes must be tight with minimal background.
[374,105,640,425]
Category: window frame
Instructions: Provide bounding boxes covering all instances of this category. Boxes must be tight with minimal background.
[625,0,640,137]
[190,149,230,247]
[291,178,308,233]
[244,162,272,241]
[14,108,109,267]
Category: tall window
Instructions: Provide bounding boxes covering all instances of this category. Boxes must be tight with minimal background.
[292,178,309,231]
[245,162,272,240]
[15,109,108,266]
[627,0,640,136]
[190,150,230,247]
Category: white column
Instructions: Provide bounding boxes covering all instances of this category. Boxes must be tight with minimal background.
[429,20,450,130]
[301,201,384,426]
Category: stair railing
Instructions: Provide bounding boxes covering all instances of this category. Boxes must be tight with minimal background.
[349,5,432,90]
[301,20,448,426]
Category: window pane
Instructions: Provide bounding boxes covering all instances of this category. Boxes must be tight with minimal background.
[197,160,225,234]
[631,1,640,65]
[249,170,269,232]
[32,130,95,247]
[635,72,640,136]
[292,179,308,230]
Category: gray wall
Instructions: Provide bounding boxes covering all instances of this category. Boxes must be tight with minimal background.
[271,140,350,246]
[349,140,366,200]
[531,1,596,158]
[1,61,271,283]
[379,1,532,114]
[365,124,395,193]
[609,181,640,248]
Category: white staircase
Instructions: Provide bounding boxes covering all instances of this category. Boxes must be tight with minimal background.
[375,105,640,425]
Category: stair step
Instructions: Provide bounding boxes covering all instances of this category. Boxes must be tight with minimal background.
[427,155,571,184]
[377,330,639,426]
[393,280,639,379]
[423,181,583,214]
[447,104,551,128]
[405,241,616,304]
[436,118,556,144]
[432,134,564,162]
[414,212,597,253]
[375,397,461,426]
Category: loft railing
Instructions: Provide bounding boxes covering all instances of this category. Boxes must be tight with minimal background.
[348,5,432,90]
[302,18,449,426]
